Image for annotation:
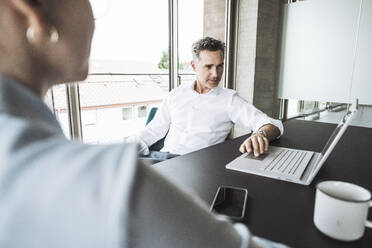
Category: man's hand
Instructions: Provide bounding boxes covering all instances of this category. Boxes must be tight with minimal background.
[239,133,269,157]
[239,124,281,157]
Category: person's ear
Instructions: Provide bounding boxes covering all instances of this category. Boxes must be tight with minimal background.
[9,0,51,44]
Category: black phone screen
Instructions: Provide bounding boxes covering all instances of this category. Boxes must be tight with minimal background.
[210,186,248,219]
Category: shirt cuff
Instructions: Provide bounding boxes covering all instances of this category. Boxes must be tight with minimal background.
[254,117,284,138]
[251,236,290,248]
[125,136,150,155]
[233,223,251,248]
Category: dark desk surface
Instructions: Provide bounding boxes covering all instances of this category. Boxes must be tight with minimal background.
[154,120,372,248]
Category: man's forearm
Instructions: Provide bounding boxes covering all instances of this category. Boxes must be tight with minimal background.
[259,124,281,141]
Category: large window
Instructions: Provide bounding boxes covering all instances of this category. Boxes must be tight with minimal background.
[286,100,319,119]
[78,0,169,144]
[78,74,166,144]
[45,0,219,143]
[284,99,344,122]
[178,0,204,85]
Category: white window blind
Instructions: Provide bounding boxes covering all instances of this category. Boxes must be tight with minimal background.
[351,0,372,105]
[278,0,371,104]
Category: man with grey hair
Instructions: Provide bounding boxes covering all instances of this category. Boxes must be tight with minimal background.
[135,37,283,158]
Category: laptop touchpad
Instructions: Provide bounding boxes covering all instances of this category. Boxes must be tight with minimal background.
[244,152,269,161]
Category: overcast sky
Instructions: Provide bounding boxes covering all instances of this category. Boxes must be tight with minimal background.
[90,0,203,65]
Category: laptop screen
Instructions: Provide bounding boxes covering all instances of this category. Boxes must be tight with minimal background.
[320,106,354,156]
[310,103,357,176]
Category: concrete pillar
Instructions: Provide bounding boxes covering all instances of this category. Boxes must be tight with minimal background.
[203,0,226,41]
[253,0,282,118]
[234,0,283,137]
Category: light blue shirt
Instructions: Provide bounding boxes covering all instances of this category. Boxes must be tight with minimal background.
[0,75,289,248]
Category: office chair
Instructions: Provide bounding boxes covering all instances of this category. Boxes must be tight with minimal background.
[145,107,166,151]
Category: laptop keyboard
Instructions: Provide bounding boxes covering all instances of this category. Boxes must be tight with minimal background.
[263,149,314,178]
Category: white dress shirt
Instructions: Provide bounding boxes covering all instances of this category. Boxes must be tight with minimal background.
[137,81,284,155]
[0,74,289,248]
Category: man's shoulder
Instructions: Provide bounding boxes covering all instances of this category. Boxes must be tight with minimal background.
[219,87,236,94]
[217,87,237,98]
[179,81,195,91]
[169,82,193,96]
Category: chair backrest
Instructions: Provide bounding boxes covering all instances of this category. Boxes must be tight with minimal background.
[145,107,158,126]
[145,107,165,151]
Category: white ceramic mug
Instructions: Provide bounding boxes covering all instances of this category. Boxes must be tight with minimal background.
[313,180,372,241]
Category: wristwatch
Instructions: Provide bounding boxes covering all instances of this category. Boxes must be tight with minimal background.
[252,130,267,138]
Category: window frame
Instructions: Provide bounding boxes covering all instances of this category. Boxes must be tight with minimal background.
[64,0,232,141]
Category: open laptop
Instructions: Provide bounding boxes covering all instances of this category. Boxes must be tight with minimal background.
[226,101,358,185]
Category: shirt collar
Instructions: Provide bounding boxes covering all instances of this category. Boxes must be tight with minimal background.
[0,74,63,134]
[190,81,221,96]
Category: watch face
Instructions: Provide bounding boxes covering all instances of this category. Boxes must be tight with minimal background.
[261,130,267,137]
[253,130,266,138]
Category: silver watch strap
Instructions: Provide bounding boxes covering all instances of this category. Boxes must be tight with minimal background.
[252,130,267,138]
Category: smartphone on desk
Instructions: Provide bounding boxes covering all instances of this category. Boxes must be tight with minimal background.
[210,186,248,221]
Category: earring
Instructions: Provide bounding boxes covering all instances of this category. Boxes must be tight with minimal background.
[26,25,36,43]
[26,25,59,44]
[49,26,59,44]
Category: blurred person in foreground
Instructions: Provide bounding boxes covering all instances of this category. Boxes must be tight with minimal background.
[0,0,289,247]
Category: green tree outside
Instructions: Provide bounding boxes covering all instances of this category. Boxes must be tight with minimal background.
[158,50,184,70]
